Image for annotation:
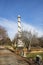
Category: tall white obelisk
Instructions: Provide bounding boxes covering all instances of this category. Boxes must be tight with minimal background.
[17,15,24,47]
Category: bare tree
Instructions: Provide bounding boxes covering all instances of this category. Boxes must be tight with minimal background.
[21,31,32,50]
[12,34,18,48]
[31,34,39,47]
[38,37,43,47]
[0,26,8,40]
[13,30,40,50]
[0,26,8,45]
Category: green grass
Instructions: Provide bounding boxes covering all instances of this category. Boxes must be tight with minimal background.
[26,52,43,60]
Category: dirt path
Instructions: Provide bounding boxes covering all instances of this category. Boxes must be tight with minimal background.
[0,48,29,65]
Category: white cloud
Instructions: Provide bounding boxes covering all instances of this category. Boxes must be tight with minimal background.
[22,22,43,37]
[0,17,43,40]
[0,17,17,40]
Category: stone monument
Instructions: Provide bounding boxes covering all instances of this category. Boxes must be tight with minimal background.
[17,15,24,47]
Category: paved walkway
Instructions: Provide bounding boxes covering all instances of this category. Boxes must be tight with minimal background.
[0,48,29,65]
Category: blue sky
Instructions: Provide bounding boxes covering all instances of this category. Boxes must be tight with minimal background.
[0,0,43,40]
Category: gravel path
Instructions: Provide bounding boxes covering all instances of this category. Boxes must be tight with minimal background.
[0,48,29,65]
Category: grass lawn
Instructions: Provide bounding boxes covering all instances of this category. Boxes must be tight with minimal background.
[26,52,43,60]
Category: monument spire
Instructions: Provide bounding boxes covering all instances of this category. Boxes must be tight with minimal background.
[18,15,21,38]
[17,15,23,47]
